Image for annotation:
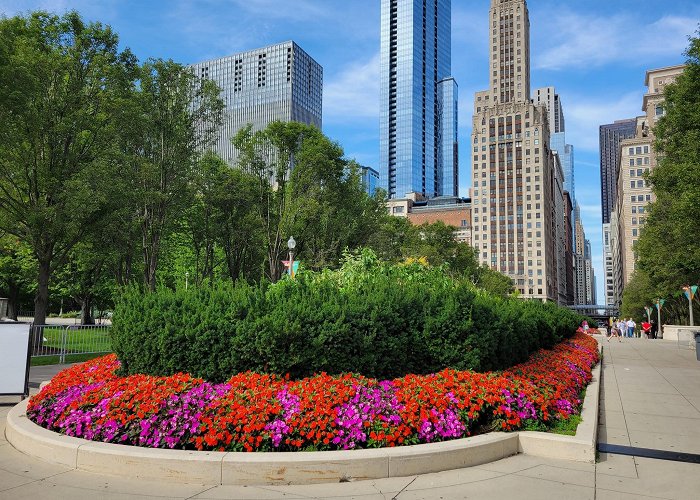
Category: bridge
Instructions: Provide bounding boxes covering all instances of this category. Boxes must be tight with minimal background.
[566,305,619,324]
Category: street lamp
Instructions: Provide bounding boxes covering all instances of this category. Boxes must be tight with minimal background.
[655,298,666,339]
[287,236,296,278]
[682,285,697,326]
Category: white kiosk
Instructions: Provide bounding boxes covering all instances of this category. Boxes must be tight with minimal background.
[0,322,33,399]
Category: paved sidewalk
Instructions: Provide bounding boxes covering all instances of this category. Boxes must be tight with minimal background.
[1,338,700,499]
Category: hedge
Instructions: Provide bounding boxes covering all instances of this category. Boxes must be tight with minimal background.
[111,253,583,381]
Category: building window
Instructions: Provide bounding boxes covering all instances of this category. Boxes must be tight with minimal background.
[392,206,404,214]
[461,220,468,227]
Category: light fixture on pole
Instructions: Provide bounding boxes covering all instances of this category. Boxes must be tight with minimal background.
[682,285,697,327]
[655,298,666,339]
[287,236,296,278]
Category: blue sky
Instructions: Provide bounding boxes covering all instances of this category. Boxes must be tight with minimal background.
[4,0,699,300]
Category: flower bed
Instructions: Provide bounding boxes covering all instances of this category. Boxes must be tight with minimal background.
[27,333,599,452]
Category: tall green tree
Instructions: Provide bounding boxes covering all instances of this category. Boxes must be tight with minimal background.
[635,31,700,299]
[0,11,136,326]
[0,235,36,319]
[122,59,224,290]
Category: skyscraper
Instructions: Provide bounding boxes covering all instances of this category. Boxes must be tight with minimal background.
[190,41,323,167]
[599,119,637,225]
[534,87,575,204]
[380,0,458,200]
[471,0,563,302]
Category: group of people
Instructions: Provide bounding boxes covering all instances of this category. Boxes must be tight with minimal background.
[606,317,657,341]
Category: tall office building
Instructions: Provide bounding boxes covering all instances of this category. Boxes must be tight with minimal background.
[471,0,563,302]
[609,65,685,305]
[534,87,575,207]
[190,41,323,166]
[533,87,564,133]
[599,119,636,309]
[599,119,637,225]
[380,0,458,199]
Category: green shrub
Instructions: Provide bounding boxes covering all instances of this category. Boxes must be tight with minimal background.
[111,251,584,381]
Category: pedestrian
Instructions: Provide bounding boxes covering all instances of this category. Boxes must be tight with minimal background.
[608,318,620,342]
[627,318,636,338]
[650,320,658,339]
[617,318,627,340]
[582,320,589,333]
[642,320,652,339]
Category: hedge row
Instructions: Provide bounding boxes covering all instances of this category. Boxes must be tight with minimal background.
[111,254,583,381]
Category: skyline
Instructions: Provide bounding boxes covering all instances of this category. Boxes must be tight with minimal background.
[3,0,698,301]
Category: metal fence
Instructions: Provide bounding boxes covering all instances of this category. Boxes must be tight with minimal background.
[30,324,112,363]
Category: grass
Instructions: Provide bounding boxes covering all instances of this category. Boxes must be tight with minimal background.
[31,352,108,366]
[39,326,111,353]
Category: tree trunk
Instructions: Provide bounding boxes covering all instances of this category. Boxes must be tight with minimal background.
[33,258,51,350]
[80,296,94,325]
[7,281,19,321]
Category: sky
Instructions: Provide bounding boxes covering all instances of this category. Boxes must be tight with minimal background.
[4,0,699,301]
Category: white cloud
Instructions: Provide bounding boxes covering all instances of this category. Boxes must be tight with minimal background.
[324,52,380,122]
[535,13,696,70]
[565,91,640,152]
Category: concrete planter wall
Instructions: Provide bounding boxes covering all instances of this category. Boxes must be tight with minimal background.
[5,347,602,486]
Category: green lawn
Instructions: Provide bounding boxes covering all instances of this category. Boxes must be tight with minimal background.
[31,352,108,366]
[40,326,112,353]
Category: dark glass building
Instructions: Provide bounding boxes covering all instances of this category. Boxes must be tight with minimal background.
[599,119,637,224]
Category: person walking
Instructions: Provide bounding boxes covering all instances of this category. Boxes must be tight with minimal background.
[650,320,658,339]
[627,318,636,338]
[617,318,627,340]
[642,320,652,339]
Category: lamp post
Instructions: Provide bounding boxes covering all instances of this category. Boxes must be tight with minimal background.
[682,285,697,326]
[655,298,666,339]
[287,236,296,279]
[644,306,653,324]
[185,272,189,291]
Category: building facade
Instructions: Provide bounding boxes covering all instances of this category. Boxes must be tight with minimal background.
[599,119,637,225]
[190,41,323,167]
[360,166,380,196]
[380,0,458,199]
[599,119,637,309]
[386,194,472,245]
[608,65,685,305]
[563,192,575,305]
[471,0,563,302]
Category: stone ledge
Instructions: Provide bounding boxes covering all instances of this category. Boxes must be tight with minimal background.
[5,345,601,485]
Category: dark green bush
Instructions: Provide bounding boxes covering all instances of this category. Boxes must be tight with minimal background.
[111,251,584,381]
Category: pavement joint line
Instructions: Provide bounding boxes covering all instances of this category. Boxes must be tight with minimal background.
[595,486,674,500]
[184,485,219,500]
[0,467,73,495]
[597,442,700,464]
[389,471,511,496]
[510,471,595,490]
[390,475,416,499]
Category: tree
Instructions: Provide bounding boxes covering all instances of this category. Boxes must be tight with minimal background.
[635,31,700,300]
[123,59,224,290]
[0,12,137,326]
[0,236,36,319]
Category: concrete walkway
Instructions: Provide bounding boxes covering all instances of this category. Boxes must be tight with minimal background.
[1,338,700,499]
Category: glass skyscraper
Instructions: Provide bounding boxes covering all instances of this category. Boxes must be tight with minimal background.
[190,41,322,167]
[380,0,458,199]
